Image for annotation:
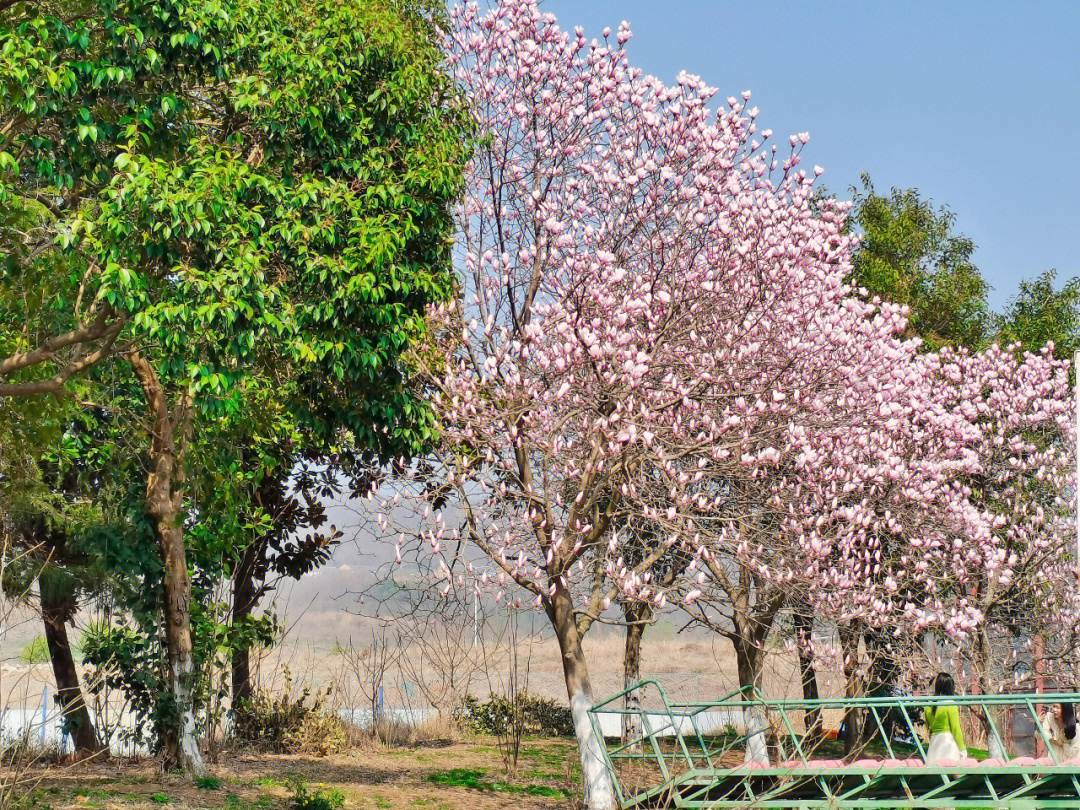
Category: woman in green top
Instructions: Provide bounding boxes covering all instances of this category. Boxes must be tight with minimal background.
[925,672,968,763]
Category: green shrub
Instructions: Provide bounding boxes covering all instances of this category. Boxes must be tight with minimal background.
[195,775,222,790]
[457,693,574,738]
[288,777,344,810]
[19,636,50,665]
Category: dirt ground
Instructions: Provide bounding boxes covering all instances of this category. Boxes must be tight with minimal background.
[5,739,583,810]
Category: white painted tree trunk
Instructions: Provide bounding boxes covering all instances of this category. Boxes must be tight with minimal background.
[571,686,617,810]
[171,657,207,775]
[550,586,617,810]
[988,731,1007,760]
[743,706,769,764]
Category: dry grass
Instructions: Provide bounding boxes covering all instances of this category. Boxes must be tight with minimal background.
[246,626,850,712]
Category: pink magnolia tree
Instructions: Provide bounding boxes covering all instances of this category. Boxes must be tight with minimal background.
[382,0,972,799]
[773,343,1078,754]
[662,311,996,757]
[915,344,1076,658]
[922,345,1077,753]
[818,344,1077,643]
[378,0,1078,797]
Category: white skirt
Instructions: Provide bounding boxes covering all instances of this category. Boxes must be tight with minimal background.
[926,731,961,764]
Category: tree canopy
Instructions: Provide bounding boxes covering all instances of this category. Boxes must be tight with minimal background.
[2,0,466,432]
[2,0,469,770]
[995,269,1080,361]
[846,174,990,352]
[845,175,1080,360]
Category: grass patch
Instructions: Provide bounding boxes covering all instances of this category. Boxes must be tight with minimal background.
[195,775,222,790]
[225,795,275,810]
[426,769,487,790]
[520,743,576,765]
[74,788,111,800]
[425,768,573,799]
[523,768,563,780]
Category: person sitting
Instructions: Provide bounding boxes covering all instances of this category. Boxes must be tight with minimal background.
[924,672,967,764]
[1040,702,1079,763]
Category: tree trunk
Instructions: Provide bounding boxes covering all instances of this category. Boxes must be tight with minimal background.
[733,633,768,764]
[40,587,102,756]
[863,627,899,748]
[127,352,206,776]
[840,623,864,758]
[793,608,822,750]
[975,629,1007,759]
[549,585,617,810]
[231,545,258,705]
[232,472,284,705]
[157,519,206,774]
[621,601,649,748]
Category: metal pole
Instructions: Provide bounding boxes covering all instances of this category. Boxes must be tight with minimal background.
[40,684,48,746]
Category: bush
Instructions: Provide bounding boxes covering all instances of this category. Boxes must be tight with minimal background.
[457,693,574,738]
[289,777,344,810]
[232,676,346,756]
[19,636,50,665]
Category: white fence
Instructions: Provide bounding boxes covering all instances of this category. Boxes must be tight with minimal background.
[2,703,744,753]
[0,688,444,757]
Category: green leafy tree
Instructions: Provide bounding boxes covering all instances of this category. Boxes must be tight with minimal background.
[994,269,1080,360]
[847,174,990,351]
[2,0,467,771]
[845,178,1079,359]
[183,374,351,708]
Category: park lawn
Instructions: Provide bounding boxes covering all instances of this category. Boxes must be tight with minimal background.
[9,739,582,810]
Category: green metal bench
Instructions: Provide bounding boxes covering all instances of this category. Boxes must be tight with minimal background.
[588,680,1080,808]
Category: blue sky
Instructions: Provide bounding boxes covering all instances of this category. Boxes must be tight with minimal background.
[539,1,1080,311]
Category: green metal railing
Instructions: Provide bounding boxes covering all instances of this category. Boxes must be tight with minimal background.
[589,680,1080,808]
